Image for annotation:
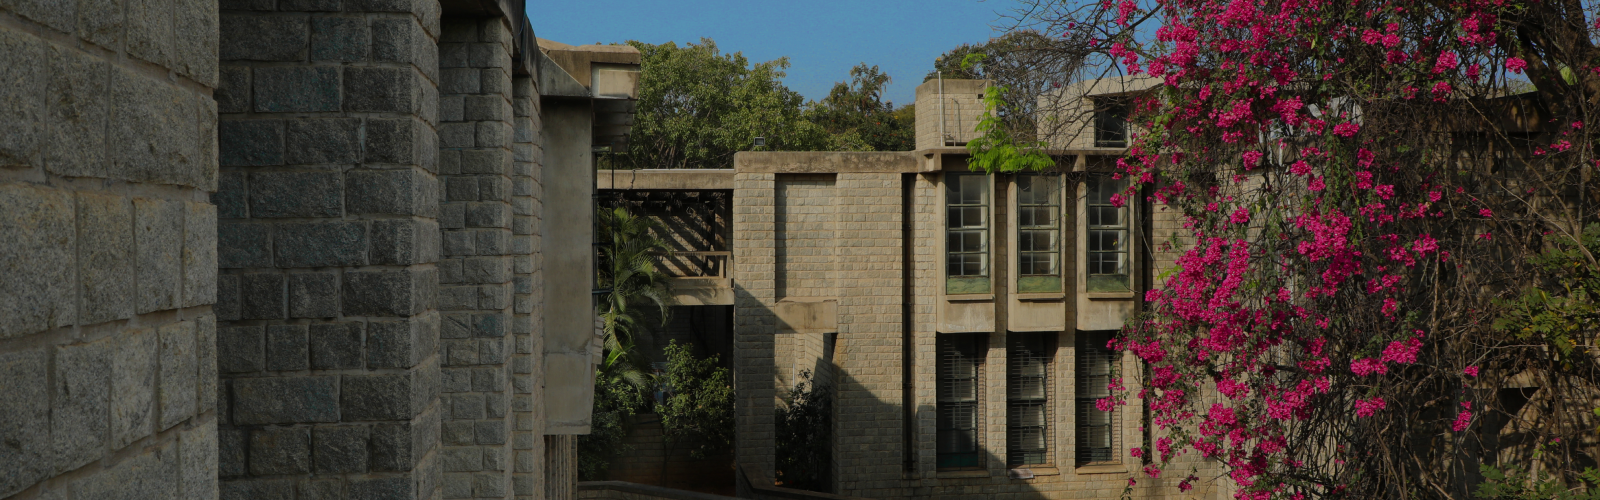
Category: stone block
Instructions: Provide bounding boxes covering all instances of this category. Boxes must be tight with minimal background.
[76,0,123,50]
[240,273,286,320]
[371,218,435,266]
[314,425,369,473]
[218,222,271,268]
[438,121,474,149]
[346,168,429,216]
[182,202,219,307]
[180,420,219,500]
[286,117,362,165]
[216,66,250,113]
[298,479,342,500]
[344,67,415,113]
[250,171,343,218]
[158,320,198,429]
[232,376,339,424]
[216,275,241,320]
[310,322,363,369]
[44,43,108,178]
[220,13,308,61]
[445,177,478,202]
[289,272,340,318]
[473,472,507,497]
[458,148,507,175]
[71,440,178,499]
[53,338,111,474]
[266,324,309,371]
[475,420,506,445]
[474,229,509,256]
[11,0,75,32]
[481,68,510,96]
[341,372,416,421]
[0,348,49,498]
[171,0,218,85]
[365,320,416,369]
[219,0,274,8]
[218,427,247,477]
[221,479,294,500]
[440,368,470,394]
[274,221,367,267]
[343,268,433,317]
[196,314,218,413]
[0,29,44,169]
[475,121,509,149]
[126,0,173,67]
[311,15,367,62]
[215,172,246,218]
[440,447,480,472]
[0,184,75,338]
[442,232,474,257]
[218,326,264,374]
[349,477,411,500]
[249,426,312,475]
[462,256,509,285]
[370,18,415,63]
[365,117,419,164]
[110,328,157,449]
[443,473,471,498]
[462,94,505,121]
[110,67,203,187]
[254,66,340,112]
[478,175,507,202]
[78,192,135,325]
[134,198,183,314]
[440,68,479,94]
[219,119,284,166]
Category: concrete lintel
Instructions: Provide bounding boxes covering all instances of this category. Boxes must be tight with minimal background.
[597,169,735,190]
[734,151,919,174]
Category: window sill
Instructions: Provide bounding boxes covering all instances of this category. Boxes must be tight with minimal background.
[1015,292,1065,301]
[936,470,991,479]
[1075,464,1128,475]
[946,294,994,302]
[1008,467,1060,479]
[1085,292,1135,300]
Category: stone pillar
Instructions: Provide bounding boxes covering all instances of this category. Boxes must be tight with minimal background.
[731,172,778,489]
[511,75,547,500]
[214,2,444,498]
[436,15,516,500]
[0,0,219,498]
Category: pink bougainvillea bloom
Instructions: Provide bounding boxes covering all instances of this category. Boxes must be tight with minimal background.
[1452,409,1473,431]
[1506,57,1528,74]
[1428,190,1442,202]
[1433,52,1458,73]
[1464,366,1479,377]
[1308,176,1325,192]
[1230,207,1251,224]
[1289,160,1312,175]
[1574,121,1584,129]
[1351,358,1387,376]
[1355,397,1386,417]
[1381,337,1421,364]
[1479,208,1494,218]
[1333,123,1360,137]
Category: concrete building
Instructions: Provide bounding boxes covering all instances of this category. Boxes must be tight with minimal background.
[598,78,1224,499]
[0,1,632,499]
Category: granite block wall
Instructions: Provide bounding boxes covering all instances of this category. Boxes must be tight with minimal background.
[511,74,547,500]
[0,0,220,497]
[214,1,445,498]
[731,173,777,489]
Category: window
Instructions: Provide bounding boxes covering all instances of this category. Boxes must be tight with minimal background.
[1008,333,1055,467]
[1016,174,1062,293]
[937,334,985,469]
[1093,98,1129,148]
[946,173,990,294]
[1086,174,1130,293]
[1076,331,1119,465]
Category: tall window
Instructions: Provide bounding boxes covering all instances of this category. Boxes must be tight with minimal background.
[1008,333,1055,467]
[946,173,990,294]
[1086,174,1130,293]
[1076,331,1119,465]
[1093,98,1129,148]
[937,334,985,469]
[1017,174,1062,293]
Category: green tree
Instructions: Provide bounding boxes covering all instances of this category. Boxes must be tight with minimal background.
[657,340,735,460]
[925,31,1066,142]
[804,63,915,151]
[619,39,850,169]
[775,370,832,492]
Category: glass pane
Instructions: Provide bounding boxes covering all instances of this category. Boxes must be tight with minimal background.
[947,206,962,227]
[962,207,985,228]
[1013,405,1047,427]
[964,176,987,204]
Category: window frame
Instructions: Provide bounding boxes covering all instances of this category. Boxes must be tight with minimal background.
[1092,97,1129,148]
[944,172,992,295]
[1007,332,1056,467]
[936,333,987,470]
[1075,330,1121,466]
[1084,174,1132,293]
[1014,173,1063,294]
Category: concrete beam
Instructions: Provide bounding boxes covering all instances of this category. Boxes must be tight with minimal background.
[596,169,735,190]
[733,151,919,174]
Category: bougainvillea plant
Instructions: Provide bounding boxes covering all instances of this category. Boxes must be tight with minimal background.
[972,0,1600,496]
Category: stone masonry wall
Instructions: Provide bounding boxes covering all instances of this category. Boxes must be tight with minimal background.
[0,0,220,497]
[213,1,445,498]
[436,16,516,500]
[511,74,547,500]
[731,173,777,487]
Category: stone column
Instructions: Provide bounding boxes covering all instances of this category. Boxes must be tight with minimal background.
[510,74,547,500]
[0,0,219,498]
[731,172,778,488]
[214,1,444,498]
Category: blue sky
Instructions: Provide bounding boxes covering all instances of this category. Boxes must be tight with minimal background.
[531,0,1015,107]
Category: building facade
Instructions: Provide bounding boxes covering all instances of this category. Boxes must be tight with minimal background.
[0,1,630,499]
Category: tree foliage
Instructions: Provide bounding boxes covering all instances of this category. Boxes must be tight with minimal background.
[658,340,735,460]
[775,370,832,493]
[984,0,1600,496]
[804,63,915,152]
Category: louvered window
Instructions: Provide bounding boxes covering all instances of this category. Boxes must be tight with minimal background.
[937,334,985,469]
[1076,331,1119,465]
[1008,333,1055,466]
[946,173,990,295]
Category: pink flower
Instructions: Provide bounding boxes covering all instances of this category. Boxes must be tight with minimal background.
[1452,409,1473,431]
[1355,397,1386,417]
[1230,207,1251,224]
[1308,176,1325,192]
[1428,190,1442,202]
[1433,52,1458,73]
[1506,57,1527,74]
[1351,358,1388,376]
[1289,160,1312,175]
[1463,366,1479,377]
[1381,337,1421,364]
[1130,447,1144,457]
[1333,123,1360,137]
[1431,81,1453,97]
[1375,185,1395,200]
[1413,234,1439,254]
[1479,208,1494,218]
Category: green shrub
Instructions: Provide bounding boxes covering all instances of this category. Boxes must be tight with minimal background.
[776,370,832,492]
[658,340,735,460]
